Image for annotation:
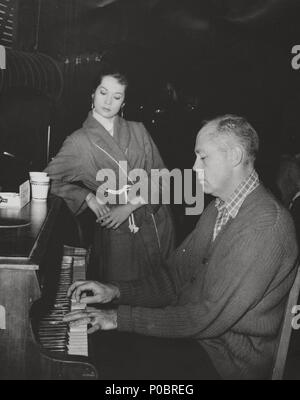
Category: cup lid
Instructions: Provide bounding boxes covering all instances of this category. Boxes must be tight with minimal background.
[29,171,48,177]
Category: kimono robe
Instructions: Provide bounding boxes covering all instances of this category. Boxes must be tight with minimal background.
[45,112,175,281]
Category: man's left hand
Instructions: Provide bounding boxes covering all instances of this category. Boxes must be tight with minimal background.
[63,308,117,334]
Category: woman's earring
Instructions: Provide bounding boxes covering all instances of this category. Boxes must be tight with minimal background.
[91,95,95,110]
[121,103,125,118]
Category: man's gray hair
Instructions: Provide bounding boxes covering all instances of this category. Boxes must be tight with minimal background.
[204,114,259,164]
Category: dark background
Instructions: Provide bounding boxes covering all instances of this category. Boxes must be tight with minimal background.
[1,1,300,380]
[1,0,300,237]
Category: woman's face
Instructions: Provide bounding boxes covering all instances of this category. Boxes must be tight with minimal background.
[93,75,126,120]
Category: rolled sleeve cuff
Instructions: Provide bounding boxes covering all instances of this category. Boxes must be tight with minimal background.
[113,281,136,304]
[117,305,134,332]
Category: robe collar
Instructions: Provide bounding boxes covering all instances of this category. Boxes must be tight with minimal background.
[82,111,132,167]
[92,110,114,136]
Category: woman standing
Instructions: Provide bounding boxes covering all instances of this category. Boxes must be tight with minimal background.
[46,65,175,281]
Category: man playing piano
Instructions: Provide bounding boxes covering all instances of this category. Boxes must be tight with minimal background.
[64,115,298,380]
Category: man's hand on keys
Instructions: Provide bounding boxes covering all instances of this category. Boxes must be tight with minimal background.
[67,280,120,304]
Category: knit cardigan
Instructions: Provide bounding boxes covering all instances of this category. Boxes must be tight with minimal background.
[115,184,298,380]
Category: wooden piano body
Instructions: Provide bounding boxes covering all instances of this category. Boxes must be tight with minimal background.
[0,197,98,380]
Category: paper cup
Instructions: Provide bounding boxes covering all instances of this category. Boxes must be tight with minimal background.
[30,172,50,200]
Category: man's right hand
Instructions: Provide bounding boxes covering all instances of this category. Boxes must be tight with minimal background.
[67,280,120,304]
[86,193,110,219]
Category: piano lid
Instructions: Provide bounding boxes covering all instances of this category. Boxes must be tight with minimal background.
[0,196,62,267]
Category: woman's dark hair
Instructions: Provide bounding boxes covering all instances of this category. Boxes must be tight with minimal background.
[92,63,129,92]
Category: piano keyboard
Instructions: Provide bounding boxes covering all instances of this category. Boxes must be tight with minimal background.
[38,246,89,356]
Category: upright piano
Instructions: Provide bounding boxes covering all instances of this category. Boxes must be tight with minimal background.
[0,196,98,380]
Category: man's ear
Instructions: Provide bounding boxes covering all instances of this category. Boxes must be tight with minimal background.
[231,145,244,167]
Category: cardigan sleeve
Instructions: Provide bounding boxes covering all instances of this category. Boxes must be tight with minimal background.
[117,223,296,338]
[45,134,91,215]
[114,230,196,307]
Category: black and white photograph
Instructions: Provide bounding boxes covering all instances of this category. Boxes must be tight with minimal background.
[1,0,300,383]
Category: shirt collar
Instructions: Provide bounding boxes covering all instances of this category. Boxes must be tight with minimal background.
[215,169,259,219]
[92,110,115,135]
[290,191,300,209]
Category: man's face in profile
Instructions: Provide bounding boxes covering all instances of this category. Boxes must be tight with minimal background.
[193,124,233,199]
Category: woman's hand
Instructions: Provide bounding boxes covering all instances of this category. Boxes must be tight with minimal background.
[99,204,133,229]
[67,280,120,304]
[63,308,117,334]
[86,193,110,219]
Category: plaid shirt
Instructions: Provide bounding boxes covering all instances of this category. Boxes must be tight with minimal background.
[213,169,259,241]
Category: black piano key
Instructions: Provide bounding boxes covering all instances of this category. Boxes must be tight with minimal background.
[40,317,65,322]
[46,311,67,316]
[39,328,67,333]
[41,346,66,351]
[39,332,67,337]
[39,335,67,342]
[40,341,67,345]
[39,326,67,331]
[39,320,64,326]
[39,336,67,341]
[41,338,67,343]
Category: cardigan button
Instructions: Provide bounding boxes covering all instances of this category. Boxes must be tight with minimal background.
[202,257,208,264]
